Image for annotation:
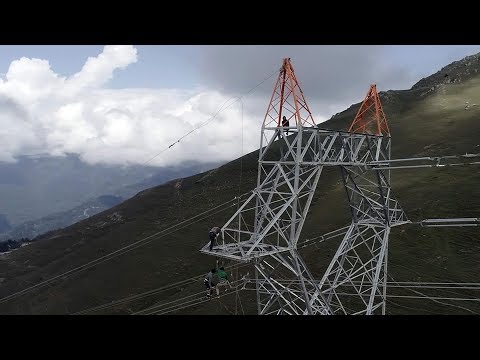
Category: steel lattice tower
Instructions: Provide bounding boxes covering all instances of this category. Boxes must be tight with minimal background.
[200,58,424,315]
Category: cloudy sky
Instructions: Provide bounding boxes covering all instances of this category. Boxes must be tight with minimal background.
[0,45,479,167]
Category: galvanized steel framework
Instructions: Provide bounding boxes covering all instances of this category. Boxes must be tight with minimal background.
[200,58,476,315]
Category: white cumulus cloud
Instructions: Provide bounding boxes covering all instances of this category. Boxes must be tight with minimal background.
[0,45,260,166]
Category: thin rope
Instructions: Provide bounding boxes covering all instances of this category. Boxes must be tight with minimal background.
[234,98,244,315]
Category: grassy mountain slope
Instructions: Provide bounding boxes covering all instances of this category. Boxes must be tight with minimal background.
[1,54,480,315]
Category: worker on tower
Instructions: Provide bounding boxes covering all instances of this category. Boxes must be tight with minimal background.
[282,115,290,135]
[208,226,221,251]
[204,267,218,298]
[216,260,232,293]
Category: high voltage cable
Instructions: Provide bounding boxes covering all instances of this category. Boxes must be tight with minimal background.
[0,193,250,304]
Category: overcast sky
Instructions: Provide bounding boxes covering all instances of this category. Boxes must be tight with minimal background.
[0,45,479,167]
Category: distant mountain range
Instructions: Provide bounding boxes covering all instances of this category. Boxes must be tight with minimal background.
[0,157,221,247]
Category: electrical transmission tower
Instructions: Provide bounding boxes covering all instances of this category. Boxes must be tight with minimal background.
[201,58,479,315]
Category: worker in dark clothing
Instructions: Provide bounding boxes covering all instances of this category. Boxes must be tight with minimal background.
[209,226,221,251]
[204,268,218,297]
[282,115,290,135]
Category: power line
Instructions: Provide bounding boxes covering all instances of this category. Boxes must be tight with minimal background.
[74,262,248,315]
[0,193,250,304]
[78,228,347,315]
[136,279,245,315]
[75,236,480,315]
[388,273,479,315]
[74,227,345,315]
[139,69,277,168]
[76,222,480,315]
[2,86,268,304]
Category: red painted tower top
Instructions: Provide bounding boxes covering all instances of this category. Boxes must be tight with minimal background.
[348,84,390,136]
[263,58,316,128]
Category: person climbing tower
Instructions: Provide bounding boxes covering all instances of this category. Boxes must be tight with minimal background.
[204,267,218,297]
[216,259,232,293]
[209,226,221,251]
[282,115,290,135]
